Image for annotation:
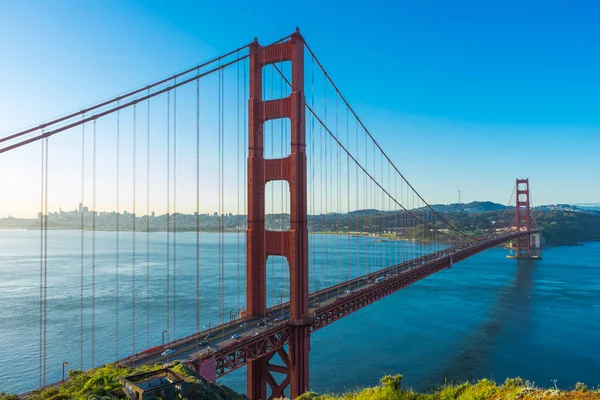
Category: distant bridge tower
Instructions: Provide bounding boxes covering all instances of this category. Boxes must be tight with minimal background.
[246,31,310,399]
[513,178,541,259]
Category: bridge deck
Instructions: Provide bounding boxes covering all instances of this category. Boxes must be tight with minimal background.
[121,230,534,378]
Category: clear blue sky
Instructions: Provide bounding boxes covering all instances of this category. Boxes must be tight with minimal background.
[0,0,599,216]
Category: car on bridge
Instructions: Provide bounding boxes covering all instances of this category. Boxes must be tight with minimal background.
[199,338,209,346]
[231,333,241,340]
[161,349,175,357]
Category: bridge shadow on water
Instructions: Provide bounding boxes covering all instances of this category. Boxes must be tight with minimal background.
[423,259,537,389]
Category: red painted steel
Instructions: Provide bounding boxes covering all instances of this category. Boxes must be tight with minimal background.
[515,179,532,258]
[246,30,309,399]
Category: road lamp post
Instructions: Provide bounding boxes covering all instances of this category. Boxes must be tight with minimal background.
[280,293,284,319]
[162,330,168,348]
[62,361,68,382]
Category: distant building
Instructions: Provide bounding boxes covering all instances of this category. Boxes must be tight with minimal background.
[151,211,155,218]
[213,212,218,217]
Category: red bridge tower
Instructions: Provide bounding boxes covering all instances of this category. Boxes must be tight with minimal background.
[246,31,310,399]
[513,178,542,259]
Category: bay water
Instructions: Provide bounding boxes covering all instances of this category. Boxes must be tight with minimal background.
[0,230,598,394]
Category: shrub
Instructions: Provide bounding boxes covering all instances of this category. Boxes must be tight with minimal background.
[381,374,403,391]
[297,392,320,400]
[575,382,588,393]
[502,377,524,389]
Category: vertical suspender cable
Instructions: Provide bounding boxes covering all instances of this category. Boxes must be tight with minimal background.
[324,75,328,296]
[39,138,44,387]
[173,80,177,340]
[346,106,350,288]
[355,120,359,285]
[132,104,137,352]
[196,73,200,350]
[116,108,120,361]
[310,56,315,293]
[364,130,368,275]
[237,52,241,318]
[318,71,323,294]
[166,90,170,342]
[217,66,222,325]
[335,94,341,293]
[221,66,226,325]
[146,91,150,349]
[43,138,48,386]
[394,173,398,266]
[80,119,85,370]
[92,120,96,368]
[221,67,225,326]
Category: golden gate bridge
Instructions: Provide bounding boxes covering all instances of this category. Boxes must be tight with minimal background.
[0,29,540,399]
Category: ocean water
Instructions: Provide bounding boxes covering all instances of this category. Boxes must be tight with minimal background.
[0,231,598,394]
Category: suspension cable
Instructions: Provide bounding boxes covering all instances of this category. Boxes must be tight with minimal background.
[278,42,472,239]
[39,138,44,387]
[166,90,171,343]
[0,43,253,146]
[80,118,85,370]
[0,34,297,155]
[195,72,200,350]
[91,120,96,368]
[132,103,137,353]
[146,91,150,349]
[173,80,177,340]
[271,63,465,242]
[116,107,120,361]
[43,138,48,386]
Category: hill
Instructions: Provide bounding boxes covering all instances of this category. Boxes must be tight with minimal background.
[427,201,507,213]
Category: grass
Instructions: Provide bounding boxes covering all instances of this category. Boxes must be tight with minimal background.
[3,371,600,400]
[0,363,163,400]
[296,375,600,400]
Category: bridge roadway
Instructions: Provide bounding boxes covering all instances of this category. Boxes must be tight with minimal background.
[115,230,533,378]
